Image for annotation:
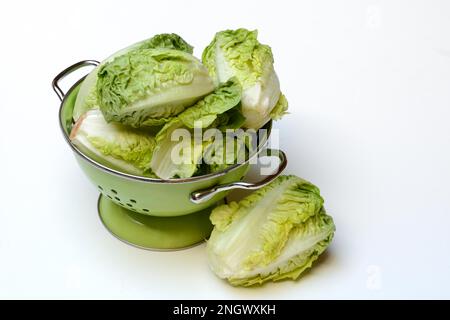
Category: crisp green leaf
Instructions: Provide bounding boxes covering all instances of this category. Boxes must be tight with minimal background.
[202,28,287,129]
[73,33,195,122]
[140,116,173,127]
[217,105,246,131]
[150,118,205,179]
[270,92,289,120]
[135,33,193,54]
[202,29,273,87]
[202,131,250,173]
[97,48,214,128]
[149,79,244,179]
[178,78,242,129]
[72,71,99,121]
[70,110,156,176]
[207,175,335,286]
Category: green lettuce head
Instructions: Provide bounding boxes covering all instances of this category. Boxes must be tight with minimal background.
[97,48,215,128]
[70,109,156,176]
[206,175,335,286]
[149,79,242,179]
[72,33,195,121]
[202,28,288,129]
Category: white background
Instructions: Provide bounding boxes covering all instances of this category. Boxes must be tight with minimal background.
[0,0,449,299]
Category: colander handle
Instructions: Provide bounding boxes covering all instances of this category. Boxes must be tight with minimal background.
[52,60,100,101]
[190,148,287,204]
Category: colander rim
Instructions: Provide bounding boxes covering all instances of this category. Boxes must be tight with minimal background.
[59,78,271,184]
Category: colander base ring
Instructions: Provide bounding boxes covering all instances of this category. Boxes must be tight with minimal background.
[97,194,215,251]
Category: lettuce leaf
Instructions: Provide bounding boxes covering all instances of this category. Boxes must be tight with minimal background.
[178,78,241,129]
[97,48,214,128]
[70,110,156,176]
[73,33,195,121]
[202,28,288,129]
[149,118,204,179]
[150,80,243,179]
[207,175,335,286]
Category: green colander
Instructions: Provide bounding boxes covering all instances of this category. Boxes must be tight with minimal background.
[52,60,287,250]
